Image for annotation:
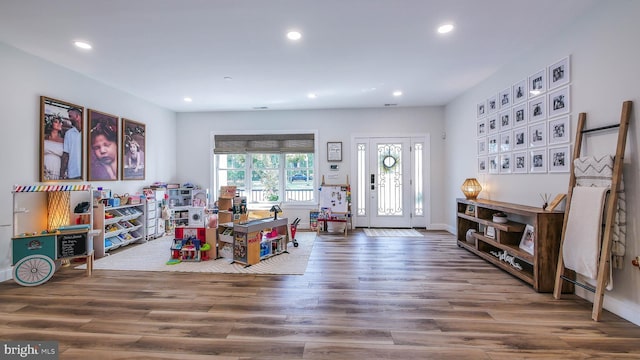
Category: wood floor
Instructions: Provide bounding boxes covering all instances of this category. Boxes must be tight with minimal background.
[1,230,639,359]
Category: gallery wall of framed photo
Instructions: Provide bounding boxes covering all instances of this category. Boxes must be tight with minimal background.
[40,95,146,182]
[476,56,571,175]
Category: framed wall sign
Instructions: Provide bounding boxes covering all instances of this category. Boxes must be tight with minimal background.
[327,141,342,162]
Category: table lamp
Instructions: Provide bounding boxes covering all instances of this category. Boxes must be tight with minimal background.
[461,178,482,200]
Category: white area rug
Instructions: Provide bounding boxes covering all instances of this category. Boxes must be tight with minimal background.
[363,228,423,237]
[76,231,315,275]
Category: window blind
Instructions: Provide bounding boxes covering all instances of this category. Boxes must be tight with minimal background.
[213,133,314,154]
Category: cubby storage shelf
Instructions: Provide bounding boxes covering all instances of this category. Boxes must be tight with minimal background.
[94,202,146,258]
[456,198,571,293]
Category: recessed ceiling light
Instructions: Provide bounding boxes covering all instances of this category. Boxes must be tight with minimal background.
[73,41,92,49]
[393,90,403,97]
[307,93,317,99]
[287,31,302,40]
[437,24,454,34]
[183,97,192,102]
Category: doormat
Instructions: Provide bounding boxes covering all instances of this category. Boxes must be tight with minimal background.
[76,231,316,275]
[363,228,423,237]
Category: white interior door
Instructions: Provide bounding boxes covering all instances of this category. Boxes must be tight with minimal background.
[368,137,411,228]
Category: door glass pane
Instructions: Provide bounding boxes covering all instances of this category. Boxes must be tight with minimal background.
[377,143,402,216]
[414,143,423,216]
[357,143,366,216]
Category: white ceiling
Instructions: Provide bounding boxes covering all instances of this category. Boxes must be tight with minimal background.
[0,0,599,113]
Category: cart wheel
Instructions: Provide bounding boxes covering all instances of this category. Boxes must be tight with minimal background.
[293,240,299,247]
[13,254,56,286]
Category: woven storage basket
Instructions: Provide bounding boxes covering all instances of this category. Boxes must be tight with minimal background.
[117,194,130,205]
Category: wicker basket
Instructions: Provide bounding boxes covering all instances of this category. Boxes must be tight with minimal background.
[116,194,130,205]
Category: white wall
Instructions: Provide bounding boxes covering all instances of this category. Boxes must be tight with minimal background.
[445,0,640,325]
[0,43,178,280]
[176,107,447,229]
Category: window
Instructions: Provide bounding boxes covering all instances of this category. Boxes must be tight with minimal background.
[214,133,315,204]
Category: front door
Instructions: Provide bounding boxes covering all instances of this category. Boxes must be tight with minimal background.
[354,137,412,228]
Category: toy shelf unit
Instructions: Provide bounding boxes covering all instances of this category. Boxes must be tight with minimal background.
[231,217,289,266]
[456,198,570,293]
[217,222,234,260]
[143,187,166,240]
[93,202,146,258]
[11,184,96,286]
[170,207,190,229]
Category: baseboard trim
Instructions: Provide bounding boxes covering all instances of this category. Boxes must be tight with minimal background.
[0,267,12,283]
[437,224,455,234]
[575,287,640,326]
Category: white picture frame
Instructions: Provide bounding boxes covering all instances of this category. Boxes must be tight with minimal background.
[485,226,496,239]
[529,122,547,148]
[512,127,528,151]
[500,131,511,152]
[548,85,571,118]
[548,56,570,90]
[548,115,570,144]
[499,110,512,131]
[487,115,499,134]
[478,156,488,174]
[512,79,527,104]
[512,103,527,128]
[530,149,547,173]
[500,153,512,174]
[477,137,487,156]
[498,87,512,109]
[477,118,487,137]
[528,96,547,123]
[488,155,499,174]
[487,134,499,154]
[477,100,487,119]
[513,151,528,174]
[548,145,570,173]
[519,224,535,255]
[487,94,498,114]
[528,68,546,96]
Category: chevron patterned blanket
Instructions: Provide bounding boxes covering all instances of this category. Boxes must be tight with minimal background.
[574,155,626,269]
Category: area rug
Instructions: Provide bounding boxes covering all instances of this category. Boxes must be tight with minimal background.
[76,231,316,275]
[363,228,423,237]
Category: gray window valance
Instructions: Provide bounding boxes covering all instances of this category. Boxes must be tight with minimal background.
[213,133,314,154]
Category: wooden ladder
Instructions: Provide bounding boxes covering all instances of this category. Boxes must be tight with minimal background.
[553,101,632,321]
